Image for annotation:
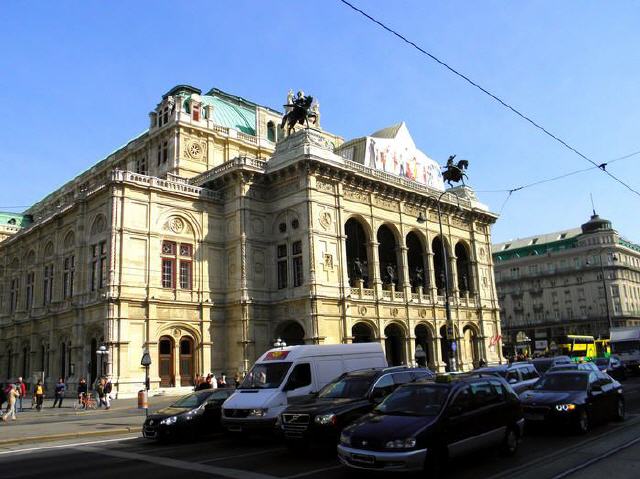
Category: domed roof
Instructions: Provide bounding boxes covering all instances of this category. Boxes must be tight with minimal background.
[581,213,612,234]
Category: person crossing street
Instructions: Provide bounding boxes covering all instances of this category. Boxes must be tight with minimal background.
[52,378,65,408]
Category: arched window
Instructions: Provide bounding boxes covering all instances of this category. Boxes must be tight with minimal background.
[345,219,370,287]
[275,321,305,346]
[406,232,427,292]
[352,323,375,343]
[377,225,399,287]
[384,324,406,366]
[455,242,473,294]
[432,236,452,293]
[267,121,276,142]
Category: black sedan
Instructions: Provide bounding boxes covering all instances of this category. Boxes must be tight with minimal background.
[519,371,624,434]
[593,356,627,380]
[143,389,234,441]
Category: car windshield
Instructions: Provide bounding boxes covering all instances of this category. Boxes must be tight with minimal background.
[533,373,588,391]
[375,385,449,416]
[239,362,292,389]
[318,376,373,399]
[532,359,554,373]
[477,369,506,378]
[171,392,209,408]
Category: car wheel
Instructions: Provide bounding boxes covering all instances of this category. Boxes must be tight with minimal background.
[614,399,625,422]
[501,427,519,456]
[575,409,590,434]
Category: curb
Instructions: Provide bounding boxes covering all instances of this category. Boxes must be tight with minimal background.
[0,426,141,447]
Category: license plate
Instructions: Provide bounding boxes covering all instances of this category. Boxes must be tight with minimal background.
[524,413,544,421]
[352,453,375,464]
[228,425,242,432]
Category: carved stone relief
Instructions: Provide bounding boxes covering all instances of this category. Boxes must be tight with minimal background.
[319,211,332,230]
[344,188,369,203]
[316,179,334,193]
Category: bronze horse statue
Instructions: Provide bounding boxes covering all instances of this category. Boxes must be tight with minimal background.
[442,155,469,187]
[281,93,318,135]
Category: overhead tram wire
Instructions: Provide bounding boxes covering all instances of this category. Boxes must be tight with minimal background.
[338,0,640,198]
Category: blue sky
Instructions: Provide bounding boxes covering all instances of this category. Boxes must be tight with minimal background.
[1,1,639,243]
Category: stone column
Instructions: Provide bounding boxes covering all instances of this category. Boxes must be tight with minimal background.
[398,246,411,297]
[369,241,382,296]
[426,252,437,301]
[174,340,181,388]
[449,255,459,299]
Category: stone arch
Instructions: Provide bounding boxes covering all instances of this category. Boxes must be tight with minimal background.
[455,241,473,294]
[43,241,55,258]
[406,230,428,291]
[384,322,407,366]
[90,214,107,236]
[274,320,306,346]
[344,217,372,287]
[63,230,75,250]
[414,323,435,368]
[377,223,401,288]
[352,321,377,343]
[155,322,203,346]
[157,208,202,240]
[267,121,277,142]
[272,209,301,235]
[431,235,452,293]
[178,336,195,387]
[25,249,36,265]
[462,324,481,368]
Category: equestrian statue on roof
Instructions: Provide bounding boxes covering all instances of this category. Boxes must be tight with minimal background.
[281,90,318,135]
[442,155,469,187]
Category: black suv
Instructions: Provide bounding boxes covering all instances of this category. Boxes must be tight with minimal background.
[280,366,433,448]
[474,363,540,394]
[338,374,524,472]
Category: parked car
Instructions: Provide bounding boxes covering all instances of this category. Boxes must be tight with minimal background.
[222,343,387,434]
[279,366,433,449]
[142,389,235,441]
[531,356,572,374]
[337,374,524,472]
[593,356,627,380]
[473,363,540,394]
[519,370,625,434]
[547,362,600,374]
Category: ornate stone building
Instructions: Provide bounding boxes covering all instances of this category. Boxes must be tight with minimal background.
[493,213,640,355]
[0,85,502,395]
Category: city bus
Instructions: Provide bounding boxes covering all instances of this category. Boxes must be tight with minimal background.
[557,335,598,361]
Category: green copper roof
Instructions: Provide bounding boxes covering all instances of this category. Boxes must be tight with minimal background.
[619,238,640,253]
[184,93,257,135]
[0,212,32,227]
[493,237,579,262]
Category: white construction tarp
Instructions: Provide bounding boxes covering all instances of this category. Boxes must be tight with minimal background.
[610,328,640,342]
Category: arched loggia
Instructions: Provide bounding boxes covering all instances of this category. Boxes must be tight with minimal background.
[352,322,375,343]
[384,323,406,366]
[406,232,427,292]
[432,236,452,294]
[455,242,473,295]
[377,225,399,288]
[275,321,305,346]
[345,218,371,287]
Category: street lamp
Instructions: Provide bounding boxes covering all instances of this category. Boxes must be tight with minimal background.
[96,344,108,377]
[140,350,152,391]
[417,189,462,372]
[586,250,618,334]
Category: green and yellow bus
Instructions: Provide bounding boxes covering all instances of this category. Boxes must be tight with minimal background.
[557,335,609,361]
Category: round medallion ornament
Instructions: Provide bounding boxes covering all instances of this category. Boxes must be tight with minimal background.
[358,306,367,316]
[169,217,184,233]
[173,328,181,338]
[391,308,399,317]
[186,140,204,160]
[319,212,332,229]
[419,309,427,318]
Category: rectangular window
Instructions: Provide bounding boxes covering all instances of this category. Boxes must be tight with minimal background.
[277,260,288,289]
[292,241,303,287]
[162,107,168,125]
[10,278,19,313]
[135,157,148,175]
[162,141,168,163]
[63,255,75,298]
[91,241,107,291]
[156,148,161,166]
[162,259,175,288]
[99,242,107,289]
[192,104,200,121]
[43,264,54,305]
[25,272,34,309]
[277,244,287,258]
[179,261,192,289]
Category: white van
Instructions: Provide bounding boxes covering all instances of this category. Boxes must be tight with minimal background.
[221,343,387,433]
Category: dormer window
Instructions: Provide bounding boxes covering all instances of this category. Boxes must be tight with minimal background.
[192,103,200,122]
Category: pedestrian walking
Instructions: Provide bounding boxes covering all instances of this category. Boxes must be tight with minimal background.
[218,373,228,388]
[15,377,26,412]
[234,373,241,388]
[211,373,218,389]
[103,377,113,410]
[2,385,19,422]
[96,377,106,408]
[196,374,213,391]
[77,378,88,409]
[52,378,65,408]
[0,383,6,410]
[33,380,45,411]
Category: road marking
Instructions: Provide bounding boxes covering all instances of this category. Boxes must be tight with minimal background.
[284,464,344,479]
[201,447,283,463]
[76,445,279,479]
[0,435,139,456]
[551,435,640,479]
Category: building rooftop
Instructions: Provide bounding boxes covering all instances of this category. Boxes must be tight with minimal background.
[0,212,32,228]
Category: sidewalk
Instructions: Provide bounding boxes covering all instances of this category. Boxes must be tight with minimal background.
[0,395,177,447]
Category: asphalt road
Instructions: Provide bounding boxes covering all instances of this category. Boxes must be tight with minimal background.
[1,377,639,479]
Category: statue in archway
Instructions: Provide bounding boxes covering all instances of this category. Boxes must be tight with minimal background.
[414,266,424,288]
[386,264,396,285]
[353,258,364,279]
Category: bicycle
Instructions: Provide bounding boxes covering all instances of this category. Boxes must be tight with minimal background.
[74,393,97,411]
